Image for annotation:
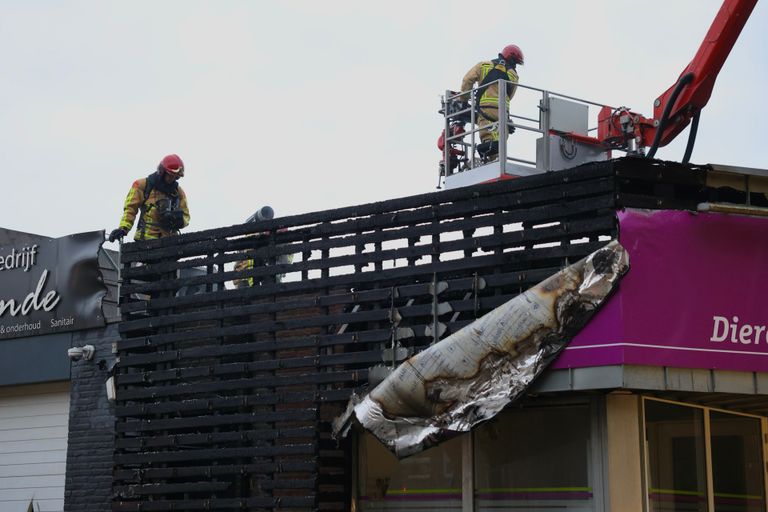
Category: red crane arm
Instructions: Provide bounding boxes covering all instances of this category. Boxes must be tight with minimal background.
[649,0,757,148]
[597,0,757,152]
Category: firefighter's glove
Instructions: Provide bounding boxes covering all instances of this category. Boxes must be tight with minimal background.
[108,228,127,242]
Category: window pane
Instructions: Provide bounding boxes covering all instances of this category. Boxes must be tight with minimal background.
[473,405,594,511]
[645,400,707,512]
[358,433,462,511]
[710,411,765,512]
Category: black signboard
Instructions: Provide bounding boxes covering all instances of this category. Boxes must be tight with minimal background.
[0,230,106,339]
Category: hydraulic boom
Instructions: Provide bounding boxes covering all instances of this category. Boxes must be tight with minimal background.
[597,0,757,160]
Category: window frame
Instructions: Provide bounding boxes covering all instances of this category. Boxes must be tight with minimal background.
[642,396,768,512]
[354,396,606,512]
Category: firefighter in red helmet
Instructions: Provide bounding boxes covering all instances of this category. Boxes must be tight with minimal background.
[108,154,191,242]
[460,44,524,160]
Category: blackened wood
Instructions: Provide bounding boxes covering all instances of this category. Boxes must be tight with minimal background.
[120,163,614,256]
[121,192,614,294]
[113,165,625,511]
[114,462,316,482]
[112,496,316,511]
[115,427,316,449]
[115,443,316,464]
[117,369,368,401]
[121,228,611,310]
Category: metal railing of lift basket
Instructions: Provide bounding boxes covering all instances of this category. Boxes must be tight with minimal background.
[441,79,618,184]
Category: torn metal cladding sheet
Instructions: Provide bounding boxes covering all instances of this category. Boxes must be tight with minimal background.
[333,240,629,458]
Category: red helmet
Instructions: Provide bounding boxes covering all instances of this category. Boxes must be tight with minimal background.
[500,44,524,65]
[158,154,185,177]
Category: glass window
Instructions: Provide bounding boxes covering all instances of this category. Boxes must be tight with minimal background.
[357,433,463,511]
[473,405,594,511]
[710,411,765,512]
[645,400,708,512]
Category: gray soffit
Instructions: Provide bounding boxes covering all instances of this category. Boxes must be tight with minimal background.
[533,365,768,415]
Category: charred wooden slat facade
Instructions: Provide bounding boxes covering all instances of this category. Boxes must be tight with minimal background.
[114,158,729,511]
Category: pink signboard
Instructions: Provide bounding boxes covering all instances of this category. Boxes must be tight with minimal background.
[552,208,768,373]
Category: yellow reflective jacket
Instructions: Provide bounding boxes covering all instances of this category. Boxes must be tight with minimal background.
[233,252,294,288]
[461,60,519,109]
[119,176,190,241]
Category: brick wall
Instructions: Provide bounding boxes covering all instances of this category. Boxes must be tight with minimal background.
[64,323,119,512]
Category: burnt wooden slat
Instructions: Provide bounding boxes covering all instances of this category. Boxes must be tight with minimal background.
[115,394,318,417]
[112,496,316,511]
[113,163,627,511]
[119,303,391,335]
[116,370,368,401]
[114,462,316,482]
[118,325,390,356]
[120,163,614,257]
[115,427,316,449]
[120,176,614,280]
[115,481,232,497]
[613,157,708,185]
[121,192,614,294]
[117,323,392,352]
[115,443,316,464]
[116,410,317,433]
[115,388,353,422]
[118,349,390,386]
[119,286,395,332]
[120,235,610,321]
[616,191,700,210]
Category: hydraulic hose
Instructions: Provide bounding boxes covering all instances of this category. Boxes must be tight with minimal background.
[646,72,694,159]
[682,110,700,164]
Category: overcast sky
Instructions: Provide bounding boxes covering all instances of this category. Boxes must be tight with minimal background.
[1,0,765,242]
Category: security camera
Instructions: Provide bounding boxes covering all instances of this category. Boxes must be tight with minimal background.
[67,345,95,362]
[67,347,83,361]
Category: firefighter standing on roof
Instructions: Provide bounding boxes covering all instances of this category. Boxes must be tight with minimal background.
[461,44,523,157]
[233,208,294,288]
[108,154,190,242]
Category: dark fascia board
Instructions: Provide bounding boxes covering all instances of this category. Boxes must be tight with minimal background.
[0,332,72,386]
[534,364,768,397]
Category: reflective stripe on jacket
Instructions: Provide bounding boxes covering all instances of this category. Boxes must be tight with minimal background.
[233,258,255,288]
[119,178,190,241]
[460,60,519,109]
